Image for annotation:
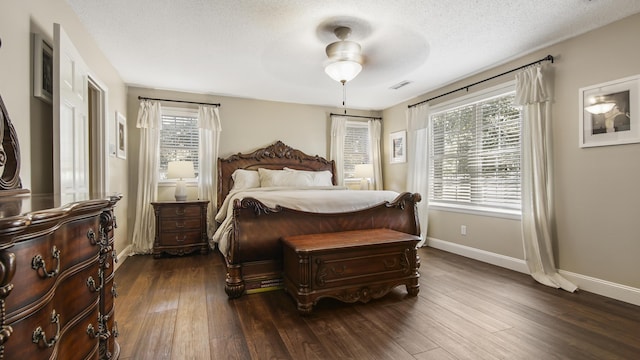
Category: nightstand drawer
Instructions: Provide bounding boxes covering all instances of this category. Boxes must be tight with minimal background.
[159,217,201,231]
[158,205,202,218]
[158,230,202,246]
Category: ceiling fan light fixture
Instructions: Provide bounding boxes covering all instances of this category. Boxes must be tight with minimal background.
[324,26,363,84]
[584,100,616,114]
[324,60,363,83]
[325,40,362,62]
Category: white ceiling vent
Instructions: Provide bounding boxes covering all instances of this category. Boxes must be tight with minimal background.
[390,81,412,90]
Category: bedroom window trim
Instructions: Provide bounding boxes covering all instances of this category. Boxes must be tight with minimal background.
[428,81,522,217]
[343,120,372,182]
[158,106,199,184]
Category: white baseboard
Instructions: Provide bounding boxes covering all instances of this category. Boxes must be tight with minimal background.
[426,237,529,274]
[114,244,132,272]
[559,270,640,307]
[426,237,640,307]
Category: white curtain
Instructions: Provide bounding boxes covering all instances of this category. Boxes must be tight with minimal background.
[197,105,222,239]
[329,115,347,185]
[406,104,430,247]
[516,66,577,292]
[131,100,162,254]
[368,119,383,189]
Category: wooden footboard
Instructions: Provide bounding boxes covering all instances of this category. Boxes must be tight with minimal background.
[223,192,421,298]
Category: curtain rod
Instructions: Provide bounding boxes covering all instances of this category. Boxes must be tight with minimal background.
[408,54,554,108]
[330,113,382,120]
[138,96,220,107]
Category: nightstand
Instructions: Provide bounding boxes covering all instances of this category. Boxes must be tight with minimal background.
[151,200,209,258]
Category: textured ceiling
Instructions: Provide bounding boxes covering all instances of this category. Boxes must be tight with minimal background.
[66,0,640,110]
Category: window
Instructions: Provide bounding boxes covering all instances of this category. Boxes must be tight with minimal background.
[429,83,521,213]
[159,107,199,180]
[343,121,371,180]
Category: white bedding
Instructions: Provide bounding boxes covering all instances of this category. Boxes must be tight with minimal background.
[212,186,401,255]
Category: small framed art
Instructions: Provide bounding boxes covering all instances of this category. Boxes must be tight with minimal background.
[116,112,127,159]
[579,74,640,148]
[390,130,406,163]
[33,33,53,103]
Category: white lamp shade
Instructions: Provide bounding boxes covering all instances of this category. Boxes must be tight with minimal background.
[354,164,373,178]
[324,60,363,83]
[167,161,195,180]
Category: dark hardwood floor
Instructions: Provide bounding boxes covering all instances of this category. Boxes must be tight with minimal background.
[115,247,640,359]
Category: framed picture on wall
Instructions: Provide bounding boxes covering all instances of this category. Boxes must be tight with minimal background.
[116,112,127,159]
[579,74,640,148]
[33,33,53,103]
[390,130,406,163]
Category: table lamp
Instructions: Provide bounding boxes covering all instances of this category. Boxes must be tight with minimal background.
[354,164,373,190]
[167,161,194,201]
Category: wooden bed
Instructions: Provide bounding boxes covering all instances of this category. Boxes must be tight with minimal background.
[216,141,421,298]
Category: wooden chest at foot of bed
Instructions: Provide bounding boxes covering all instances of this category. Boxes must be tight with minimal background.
[281,228,420,314]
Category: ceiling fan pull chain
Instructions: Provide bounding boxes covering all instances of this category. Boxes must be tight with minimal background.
[342,81,347,114]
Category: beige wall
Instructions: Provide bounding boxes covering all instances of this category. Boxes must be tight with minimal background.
[382,13,640,290]
[0,0,130,256]
[126,86,381,240]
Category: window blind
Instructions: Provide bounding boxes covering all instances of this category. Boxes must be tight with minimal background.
[429,90,521,211]
[343,121,371,179]
[159,110,199,180]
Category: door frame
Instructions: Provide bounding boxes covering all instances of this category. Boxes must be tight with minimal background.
[88,74,109,194]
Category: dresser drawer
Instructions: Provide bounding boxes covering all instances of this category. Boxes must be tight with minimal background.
[6,259,100,323]
[5,219,100,314]
[5,264,100,358]
[7,304,102,360]
[159,217,201,231]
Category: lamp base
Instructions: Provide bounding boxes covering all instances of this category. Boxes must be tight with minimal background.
[174,179,188,201]
[359,178,370,190]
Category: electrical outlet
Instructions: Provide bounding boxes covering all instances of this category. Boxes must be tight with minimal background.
[461,225,467,236]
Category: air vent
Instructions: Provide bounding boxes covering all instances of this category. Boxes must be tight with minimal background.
[390,81,411,90]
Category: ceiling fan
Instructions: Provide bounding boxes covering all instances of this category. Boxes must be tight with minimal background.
[323,26,364,84]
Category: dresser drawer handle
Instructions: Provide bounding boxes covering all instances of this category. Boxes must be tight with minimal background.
[113,321,119,338]
[112,281,119,298]
[86,323,98,339]
[87,228,97,245]
[175,221,185,228]
[175,208,186,216]
[86,268,104,292]
[175,234,187,242]
[86,322,109,340]
[32,310,61,348]
[31,246,61,278]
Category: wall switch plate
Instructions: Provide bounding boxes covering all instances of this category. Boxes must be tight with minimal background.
[461,225,467,235]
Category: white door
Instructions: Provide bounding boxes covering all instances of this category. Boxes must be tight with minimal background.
[53,23,89,200]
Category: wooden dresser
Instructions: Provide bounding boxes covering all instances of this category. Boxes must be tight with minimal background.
[151,200,209,258]
[0,194,122,359]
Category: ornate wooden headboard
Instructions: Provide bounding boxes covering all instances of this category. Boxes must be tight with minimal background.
[217,141,336,209]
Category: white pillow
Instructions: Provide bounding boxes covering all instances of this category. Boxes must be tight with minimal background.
[231,169,260,190]
[284,168,333,186]
[258,168,314,187]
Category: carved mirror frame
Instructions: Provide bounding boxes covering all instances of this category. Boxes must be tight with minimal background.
[0,94,28,195]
